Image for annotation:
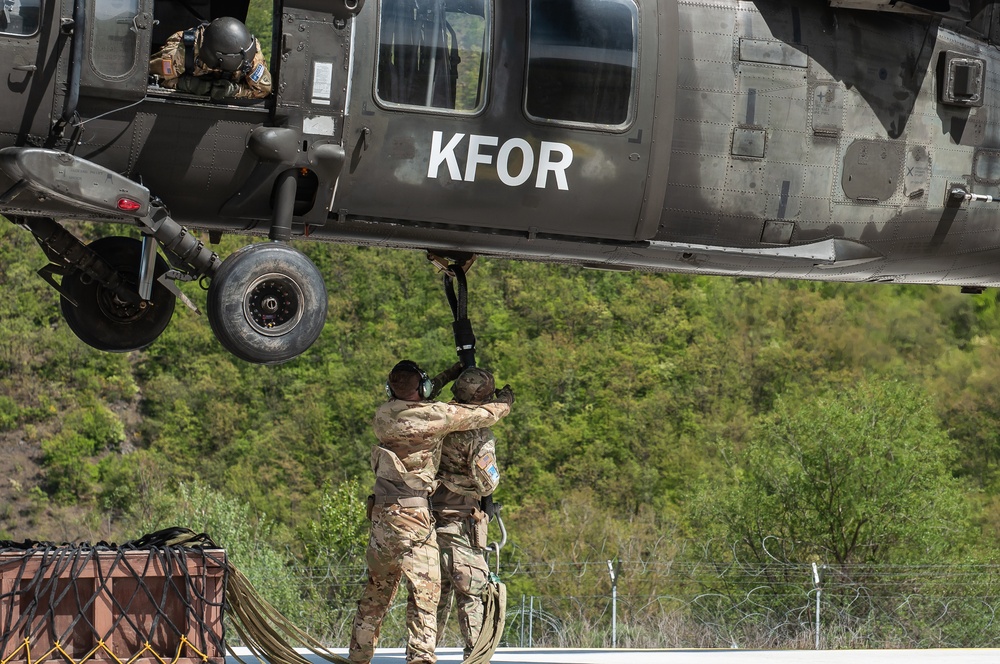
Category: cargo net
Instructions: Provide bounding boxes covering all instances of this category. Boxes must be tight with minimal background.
[0,528,348,664]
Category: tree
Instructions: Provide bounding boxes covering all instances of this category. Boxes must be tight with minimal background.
[693,378,973,565]
[127,481,304,620]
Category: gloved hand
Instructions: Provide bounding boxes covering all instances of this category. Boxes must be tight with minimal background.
[210,79,238,101]
[430,361,464,398]
[175,76,213,96]
[480,494,502,521]
[494,384,515,405]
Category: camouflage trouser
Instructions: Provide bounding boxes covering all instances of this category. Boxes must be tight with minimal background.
[434,518,490,658]
[349,505,441,664]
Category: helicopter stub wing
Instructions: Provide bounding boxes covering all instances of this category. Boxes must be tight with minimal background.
[0,147,151,218]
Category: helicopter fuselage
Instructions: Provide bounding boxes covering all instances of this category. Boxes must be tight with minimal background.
[2,0,999,362]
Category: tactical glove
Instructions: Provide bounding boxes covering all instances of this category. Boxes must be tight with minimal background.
[175,76,213,96]
[480,494,502,521]
[494,384,515,405]
[430,361,464,399]
[210,79,238,100]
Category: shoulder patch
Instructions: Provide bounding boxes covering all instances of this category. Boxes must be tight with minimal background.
[249,63,265,83]
[162,57,173,76]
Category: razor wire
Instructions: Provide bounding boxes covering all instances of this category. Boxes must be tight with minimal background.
[288,546,1000,649]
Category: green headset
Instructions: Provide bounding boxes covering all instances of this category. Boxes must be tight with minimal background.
[386,360,434,399]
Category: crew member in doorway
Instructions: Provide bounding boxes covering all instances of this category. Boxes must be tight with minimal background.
[433,367,504,659]
[349,360,514,664]
[149,16,271,100]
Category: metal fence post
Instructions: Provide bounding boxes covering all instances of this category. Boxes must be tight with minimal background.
[607,560,617,648]
[529,595,534,647]
[812,562,822,650]
[519,594,525,647]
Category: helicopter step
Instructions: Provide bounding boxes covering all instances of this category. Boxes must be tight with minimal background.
[0,147,328,364]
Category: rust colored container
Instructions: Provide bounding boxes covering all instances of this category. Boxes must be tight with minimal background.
[0,548,226,664]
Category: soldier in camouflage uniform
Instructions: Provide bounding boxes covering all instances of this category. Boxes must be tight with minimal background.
[149,17,271,100]
[348,360,514,664]
[433,367,503,659]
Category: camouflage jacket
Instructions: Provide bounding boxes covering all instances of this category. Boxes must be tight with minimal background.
[149,26,271,99]
[437,427,497,498]
[370,399,510,496]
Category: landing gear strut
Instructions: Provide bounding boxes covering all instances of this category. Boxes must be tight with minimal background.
[206,167,329,364]
[1,148,328,363]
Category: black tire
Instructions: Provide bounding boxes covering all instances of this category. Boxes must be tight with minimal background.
[207,242,328,364]
[60,236,176,352]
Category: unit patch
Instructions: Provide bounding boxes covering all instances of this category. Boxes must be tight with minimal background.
[477,452,500,484]
[249,63,265,83]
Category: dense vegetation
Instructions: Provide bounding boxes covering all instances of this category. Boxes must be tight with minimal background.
[2,218,1000,647]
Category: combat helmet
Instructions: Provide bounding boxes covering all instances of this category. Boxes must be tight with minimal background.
[452,367,495,404]
[200,17,257,73]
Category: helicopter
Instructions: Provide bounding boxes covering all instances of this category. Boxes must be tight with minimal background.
[2,0,1000,364]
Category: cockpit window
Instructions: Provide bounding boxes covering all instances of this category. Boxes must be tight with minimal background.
[0,0,40,36]
[526,0,638,129]
[91,0,141,78]
[375,0,490,113]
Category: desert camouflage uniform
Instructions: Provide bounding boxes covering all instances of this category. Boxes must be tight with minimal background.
[349,399,510,664]
[433,428,497,658]
[149,25,271,99]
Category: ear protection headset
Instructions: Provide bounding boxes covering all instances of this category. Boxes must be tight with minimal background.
[385,360,434,399]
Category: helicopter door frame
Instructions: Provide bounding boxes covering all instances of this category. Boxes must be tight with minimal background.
[274,0,354,145]
[79,0,154,101]
[0,0,58,141]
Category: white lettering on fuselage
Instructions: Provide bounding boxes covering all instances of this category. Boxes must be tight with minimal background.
[427,131,574,190]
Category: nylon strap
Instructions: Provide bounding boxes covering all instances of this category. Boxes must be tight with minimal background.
[182,28,197,74]
[464,575,506,664]
[373,495,429,508]
[444,263,476,367]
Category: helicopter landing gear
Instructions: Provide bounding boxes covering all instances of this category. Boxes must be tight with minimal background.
[206,242,328,364]
[60,236,176,352]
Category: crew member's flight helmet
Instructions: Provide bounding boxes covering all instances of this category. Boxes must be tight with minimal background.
[200,17,257,73]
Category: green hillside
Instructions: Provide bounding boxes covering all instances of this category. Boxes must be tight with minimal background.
[2,218,1000,646]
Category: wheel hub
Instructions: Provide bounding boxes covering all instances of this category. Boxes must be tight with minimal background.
[243,273,304,336]
[97,282,147,323]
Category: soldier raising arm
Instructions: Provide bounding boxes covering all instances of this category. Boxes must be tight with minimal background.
[348,360,514,664]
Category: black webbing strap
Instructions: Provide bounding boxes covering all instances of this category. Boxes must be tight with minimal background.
[182,27,198,74]
[444,263,476,368]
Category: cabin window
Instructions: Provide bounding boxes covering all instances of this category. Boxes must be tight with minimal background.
[375,0,490,113]
[91,0,141,78]
[525,0,637,128]
[0,0,40,35]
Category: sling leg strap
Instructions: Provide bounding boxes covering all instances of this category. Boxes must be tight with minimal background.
[464,576,506,664]
[444,262,476,368]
